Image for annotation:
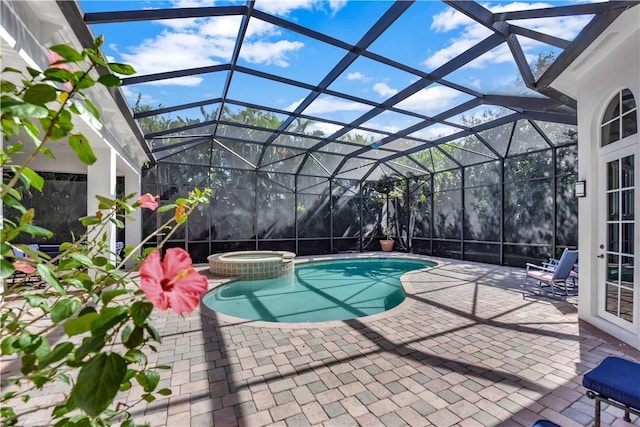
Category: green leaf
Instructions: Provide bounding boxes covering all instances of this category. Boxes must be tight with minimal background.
[70,100,102,130]
[26,67,41,77]
[68,134,97,165]
[38,342,73,369]
[124,349,147,364]
[145,324,161,343]
[24,294,45,308]
[73,72,95,90]
[86,50,107,68]
[96,194,116,209]
[135,370,160,392]
[74,335,105,361]
[80,96,100,121]
[1,79,17,92]
[122,324,144,349]
[43,68,73,83]
[79,215,101,226]
[0,97,49,118]
[130,301,153,327]
[107,63,136,75]
[97,74,121,87]
[63,312,99,336]
[101,289,129,305]
[0,258,15,280]
[19,224,53,238]
[157,388,172,396]
[23,84,57,106]
[91,307,127,338]
[20,167,44,191]
[51,298,81,322]
[157,204,176,213]
[1,336,19,355]
[22,119,42,145]
[52,404,71,418]
[69,252,93,267]
[36,264,65,294]
[49,44,84,62]
[2,66,24,74]
[67,352,127,417]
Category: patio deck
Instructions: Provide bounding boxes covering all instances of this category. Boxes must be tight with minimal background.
[7,255,640,426]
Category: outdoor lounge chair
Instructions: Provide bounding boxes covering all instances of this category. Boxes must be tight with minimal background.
[582,356,640,427]
[522,249,578,298]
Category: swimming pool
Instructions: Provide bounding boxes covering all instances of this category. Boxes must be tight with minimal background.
[201,258,435,323]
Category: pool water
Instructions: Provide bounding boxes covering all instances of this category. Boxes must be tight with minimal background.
[202,258,434,323]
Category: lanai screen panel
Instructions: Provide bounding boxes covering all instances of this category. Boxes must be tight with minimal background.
[74,0,637,264]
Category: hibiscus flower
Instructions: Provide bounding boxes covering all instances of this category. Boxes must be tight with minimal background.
[139,248,208,315]
[47,51,74,91]
[136,193,159,211]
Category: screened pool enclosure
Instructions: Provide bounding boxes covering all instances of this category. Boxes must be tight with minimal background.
[46,1,636,265]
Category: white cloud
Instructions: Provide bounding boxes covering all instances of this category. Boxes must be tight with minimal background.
[254,0,346,16]
[287,96,370,115]
[411,124,460,140]
[171,0,216,7]
[396,86,463,114]
[120,32,219,85]
[373,82,398,98]
[307,121,342,136]
[423,23,492,69]
[240,40,304,67]
[431,8,475,32]
[120,86,158,106]
[362,122,401,134]
[424,2,590,70]
[255,0,316,16]
[347,72,365,80]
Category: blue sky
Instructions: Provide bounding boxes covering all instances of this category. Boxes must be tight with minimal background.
[79,0,596,140]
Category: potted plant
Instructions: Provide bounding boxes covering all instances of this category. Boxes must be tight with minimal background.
[374,175,398,252]
[380,222,394,252]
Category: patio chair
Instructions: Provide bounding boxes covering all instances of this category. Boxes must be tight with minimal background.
[582,356,640,427]
[10,244,41,284]
[543,248,579,286]
[115,241,124,258]
[522,249,578,298]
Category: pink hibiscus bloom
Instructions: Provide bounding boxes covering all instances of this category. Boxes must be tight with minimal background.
[47,51,74,91]
[136,193,159,211]
[139,248,208,315]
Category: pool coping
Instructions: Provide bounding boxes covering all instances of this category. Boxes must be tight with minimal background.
[198,252,439,329]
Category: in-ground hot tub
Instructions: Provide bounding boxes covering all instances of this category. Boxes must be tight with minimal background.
[207,251,295,280]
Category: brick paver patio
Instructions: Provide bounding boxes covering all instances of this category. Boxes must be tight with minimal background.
[5,254,640,426]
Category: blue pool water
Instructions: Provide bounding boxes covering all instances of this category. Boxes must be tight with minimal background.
[202,258,434,323]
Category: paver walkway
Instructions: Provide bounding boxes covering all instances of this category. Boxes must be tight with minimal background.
[6,254,640,426]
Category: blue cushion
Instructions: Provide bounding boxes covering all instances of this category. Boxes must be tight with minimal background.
[531,420,561,427]
[582,356,640,410]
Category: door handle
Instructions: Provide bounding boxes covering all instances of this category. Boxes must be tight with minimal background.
[597,254,604,258]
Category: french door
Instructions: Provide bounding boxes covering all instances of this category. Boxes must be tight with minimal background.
[598,145,638,328]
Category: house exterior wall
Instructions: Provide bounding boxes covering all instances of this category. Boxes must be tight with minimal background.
[1,0,148,256]
[553,6,640,349]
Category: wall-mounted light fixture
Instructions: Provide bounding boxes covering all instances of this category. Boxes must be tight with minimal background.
[575,180,586,197]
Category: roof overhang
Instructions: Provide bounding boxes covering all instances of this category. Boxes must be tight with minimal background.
[551,3,640,98]
[0,0,154,171]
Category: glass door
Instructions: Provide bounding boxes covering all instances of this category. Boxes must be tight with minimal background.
[599,150,637,328]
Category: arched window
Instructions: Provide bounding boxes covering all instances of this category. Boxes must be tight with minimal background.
[601,88,637,147]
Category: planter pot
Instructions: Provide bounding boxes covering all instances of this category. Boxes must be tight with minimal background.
[380,239,394,252]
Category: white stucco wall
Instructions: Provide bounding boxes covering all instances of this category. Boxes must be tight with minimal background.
[553,6,640,349]
[1,0,148,257]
